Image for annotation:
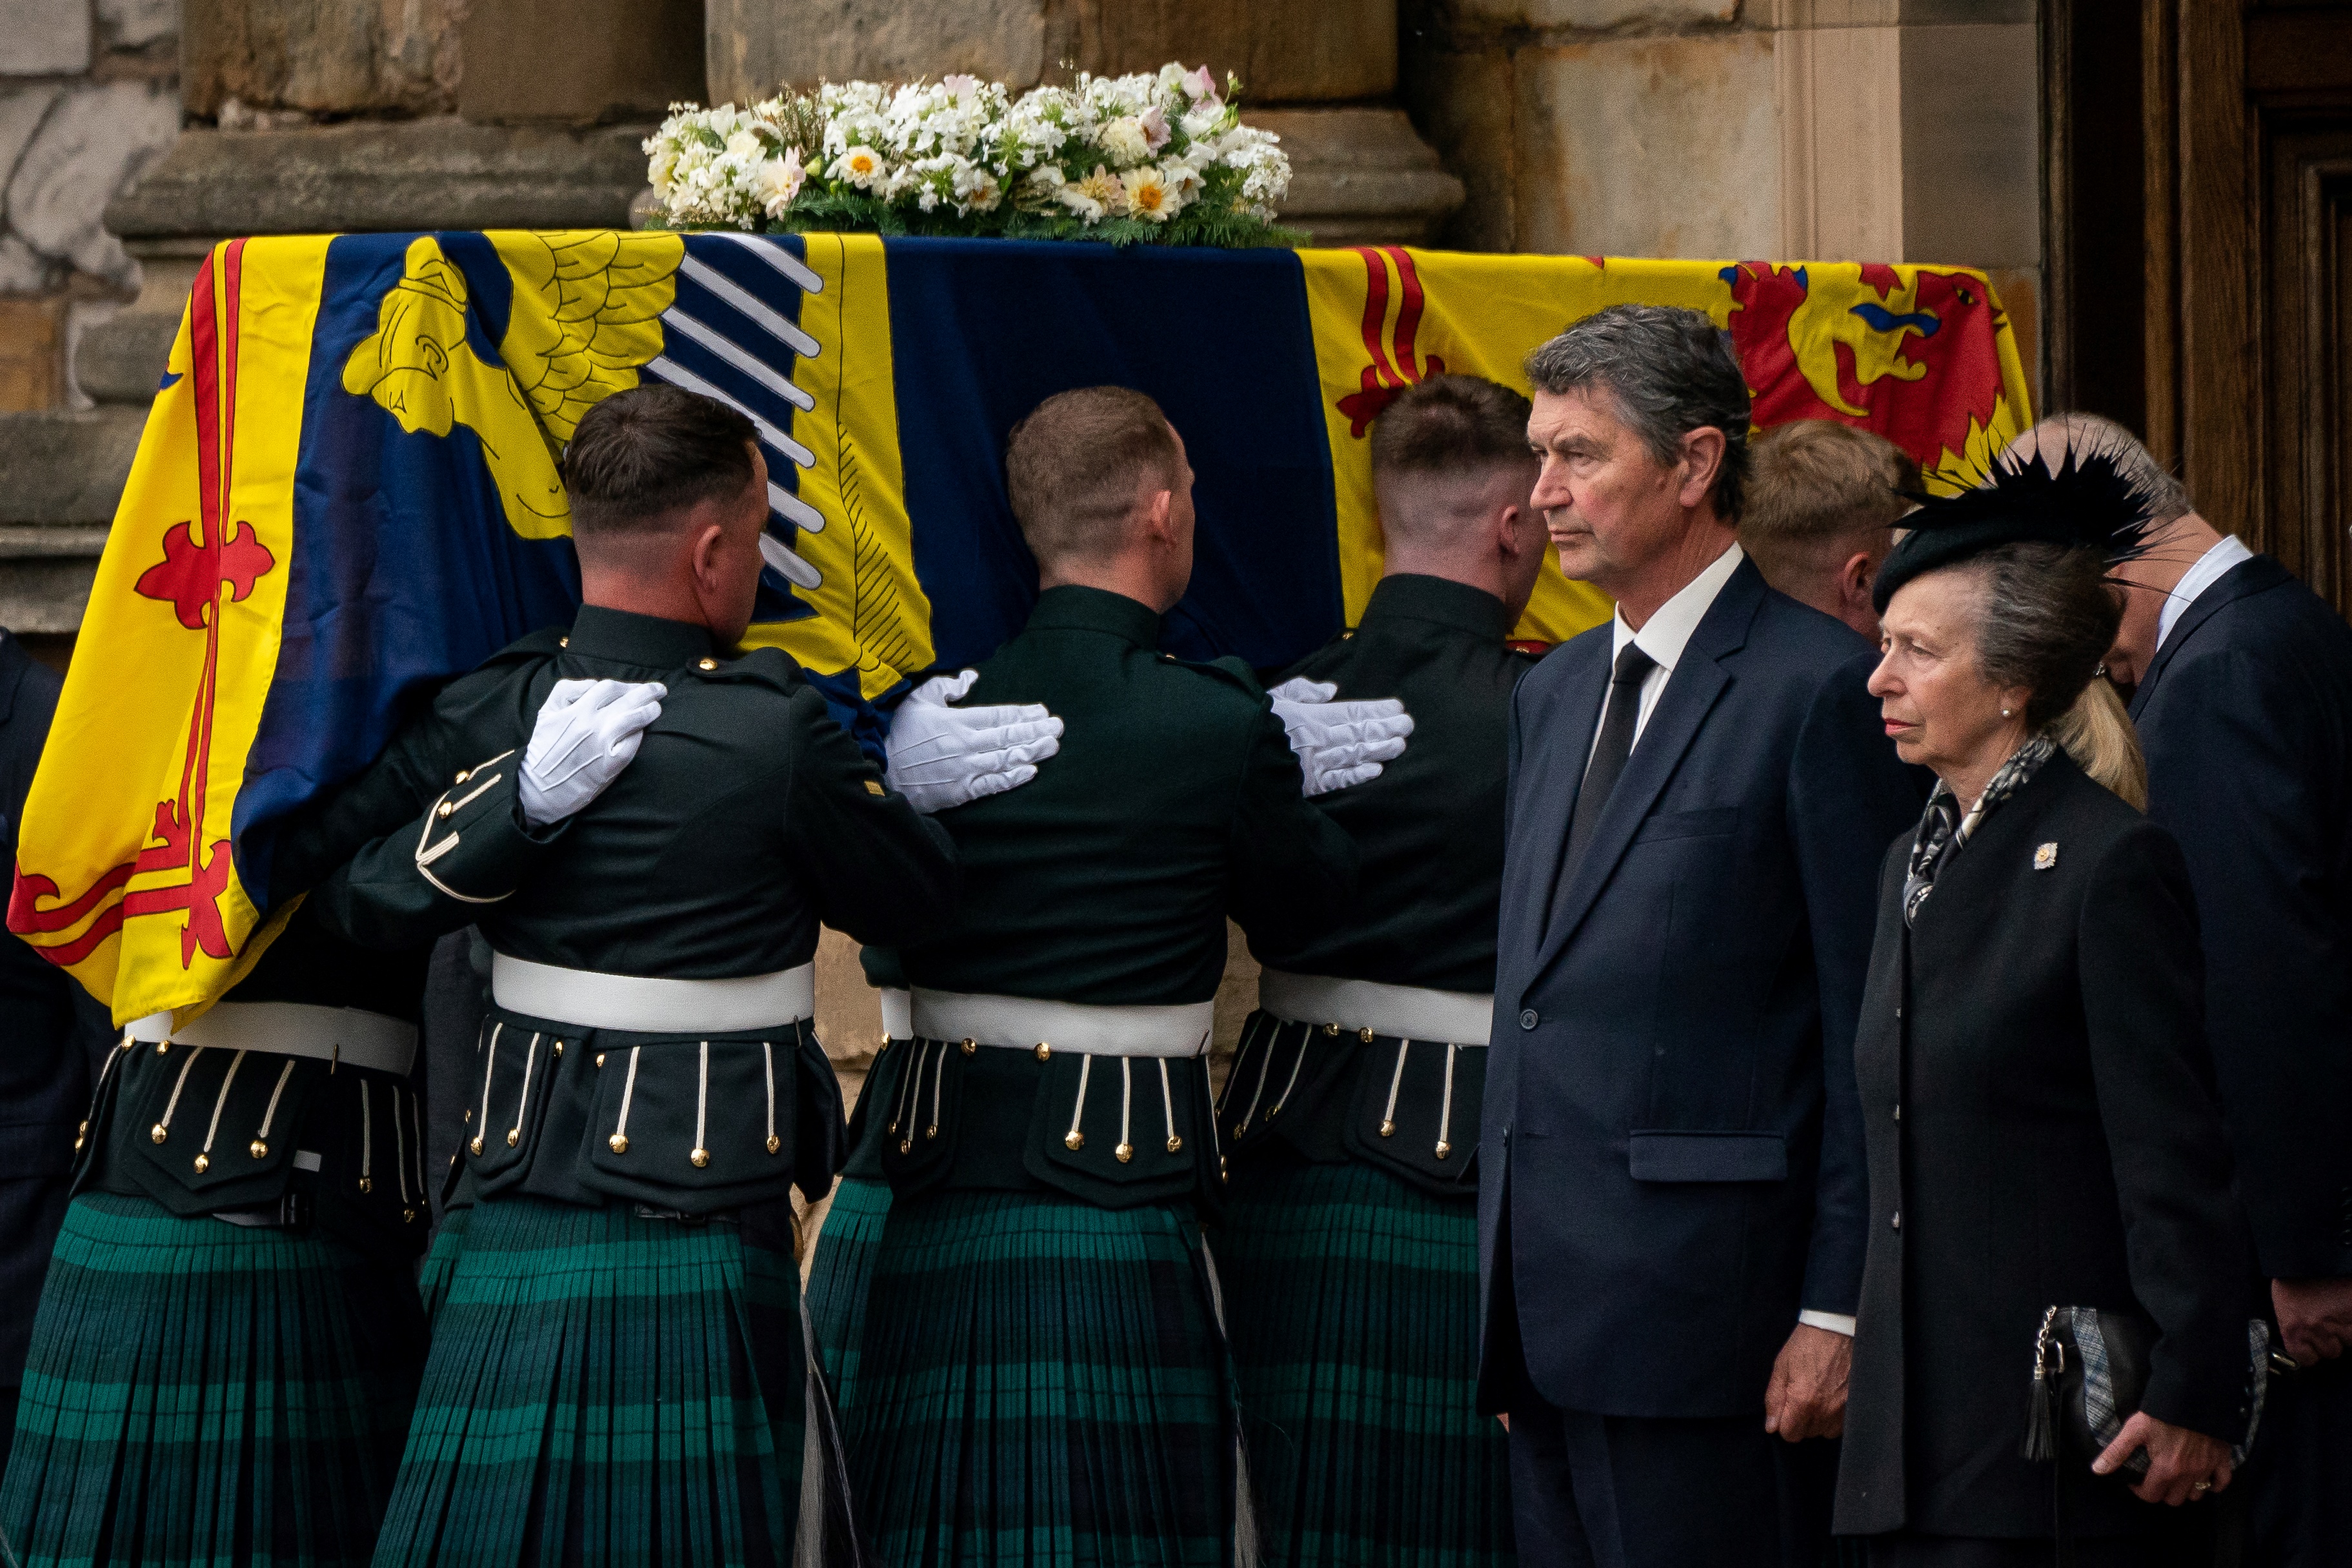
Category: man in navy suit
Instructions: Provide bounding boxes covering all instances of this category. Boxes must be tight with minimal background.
[2033,414,2352,1567]
[1480,305,1920,1565]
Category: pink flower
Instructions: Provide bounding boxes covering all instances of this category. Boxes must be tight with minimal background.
[1181,65,1221,107]
[1138,104,1172,150]
[942,73,980,99]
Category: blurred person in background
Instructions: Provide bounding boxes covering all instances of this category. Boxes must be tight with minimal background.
[1742,420,1920,642]
[2022,412,2352,1567]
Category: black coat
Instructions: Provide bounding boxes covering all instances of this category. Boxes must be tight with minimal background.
[2131,554,2352,1281]
[0,631,108,1389]
[1835,750,2255,1539]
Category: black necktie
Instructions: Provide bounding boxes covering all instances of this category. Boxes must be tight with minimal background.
[1550,642,1656,930]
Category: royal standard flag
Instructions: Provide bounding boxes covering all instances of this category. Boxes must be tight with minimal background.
[8,232,2032,1023]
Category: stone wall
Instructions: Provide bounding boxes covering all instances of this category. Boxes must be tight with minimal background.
[1399,0,2044,384]
[0,0,180,413]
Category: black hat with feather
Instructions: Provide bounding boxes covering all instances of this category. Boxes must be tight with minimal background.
[1871,443,2159,612]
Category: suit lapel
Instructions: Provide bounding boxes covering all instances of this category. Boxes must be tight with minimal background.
[1501,636,1610,975]
[1526,562,1762,980]
[2128,555,2286,719]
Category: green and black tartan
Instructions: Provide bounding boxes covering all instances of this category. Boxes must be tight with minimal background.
[843,1189,1236,1567]
[804,1174,892,1416]
[1216,1158,1514,1568]
[413,1205,470,1324]
[0,1191,426,1568]
[371,1194,805,1566]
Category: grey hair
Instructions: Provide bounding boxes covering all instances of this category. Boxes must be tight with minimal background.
[2038,412,2193,528]
[1957,541,2144,803]
[1523,303,1754,521]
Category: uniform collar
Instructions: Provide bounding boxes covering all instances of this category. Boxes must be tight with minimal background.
[1025,585,1165,649]
[565,605,717,669]
[1360,572,1510,639]
[1610,541,1744,676]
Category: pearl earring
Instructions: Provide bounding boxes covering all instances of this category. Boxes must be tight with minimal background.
[2002,708,2014,718]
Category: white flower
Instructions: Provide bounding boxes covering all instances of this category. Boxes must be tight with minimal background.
[750,147,805,216]
[943,72,980,100]
[1122,165,1180,222]
[647,141,679,197]
[1138,105,1171,151]
[830,145,889,189]
[725,128,764,160]
[1099,117,1151,165]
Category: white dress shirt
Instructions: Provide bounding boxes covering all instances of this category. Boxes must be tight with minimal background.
[2156,534,2254,651]
[1592,540,1747,764]
[1591,541,1860,1340]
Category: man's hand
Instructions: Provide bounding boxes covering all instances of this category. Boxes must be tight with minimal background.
[1763,1322,1851,1442]
[520,678,666,827]
[1267,677,1413,797]
[2093,1411,2233,1505]
[885,670,1064,815]
[2274,1276,2352,1365]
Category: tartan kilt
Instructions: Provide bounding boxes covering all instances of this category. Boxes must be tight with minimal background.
[843,1189,1237,1567]
[805,1174,892,1416]
[370,1194,805,1567]
[0,1191,427,1568]
[413,1205,471,1325]
[1216,1158,1514,1568]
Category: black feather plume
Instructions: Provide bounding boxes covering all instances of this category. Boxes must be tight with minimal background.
[1873,443,2158,610]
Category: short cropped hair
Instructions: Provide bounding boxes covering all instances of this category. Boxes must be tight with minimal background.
[563,383,758,536]
[1370,375,1535,480]
[1742,421,1919,571]
[1524,304,1753,521]
[1004,386,1181,565]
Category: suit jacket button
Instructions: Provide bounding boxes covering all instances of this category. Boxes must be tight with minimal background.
[1519,1009,1539,1030]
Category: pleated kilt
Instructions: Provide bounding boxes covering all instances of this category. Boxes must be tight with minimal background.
[412,1206,471,1324]
[804,1173,892,1416]
[1216,1158,1513,1568]
[843,1188,1237,1567]
[0,1191,427,1568]
[370,1194,805,1567]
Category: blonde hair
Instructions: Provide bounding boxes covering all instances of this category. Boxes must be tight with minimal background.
[2049,678,2147,809]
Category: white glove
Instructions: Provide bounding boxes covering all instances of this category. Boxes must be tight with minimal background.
[885,670,1064,814]
[518,678,667,827]
[1269,676,1414,797]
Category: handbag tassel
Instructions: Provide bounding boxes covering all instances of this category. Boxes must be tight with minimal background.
[2024,1305,2063,1463]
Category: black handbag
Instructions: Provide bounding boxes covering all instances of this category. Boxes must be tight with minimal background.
[2022,1305,2273,1567]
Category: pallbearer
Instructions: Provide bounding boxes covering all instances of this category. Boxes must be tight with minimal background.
[824,386,1407,1567]
[0,910,434,1568]
[1218,376,1545,1567]
[265,385,1050,1567]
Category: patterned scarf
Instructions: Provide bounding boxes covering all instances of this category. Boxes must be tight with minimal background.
[1902,732,2057,927]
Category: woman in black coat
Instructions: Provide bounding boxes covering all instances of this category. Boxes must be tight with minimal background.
[1833,446,2255,1565]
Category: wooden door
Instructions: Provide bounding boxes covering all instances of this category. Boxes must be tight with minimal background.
[2049,0,2352,616]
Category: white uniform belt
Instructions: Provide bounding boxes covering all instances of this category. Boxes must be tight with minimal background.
[878,987,913,1042]
[1257,970,1494,1047]
[124,1002,417,1074]
[910,988,1213,1059]
[492,954,815,1034]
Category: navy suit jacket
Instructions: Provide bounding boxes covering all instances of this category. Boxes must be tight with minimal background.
[1479,558,1922,1420]
[2131,554,2352,1281]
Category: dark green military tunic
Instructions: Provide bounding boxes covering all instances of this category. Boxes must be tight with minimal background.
[830,584,1359,1568]
[1247,572,1533,992]
[266,603,959,1568]
[901,584,1357,1005]
[1218,572,1535,1568]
